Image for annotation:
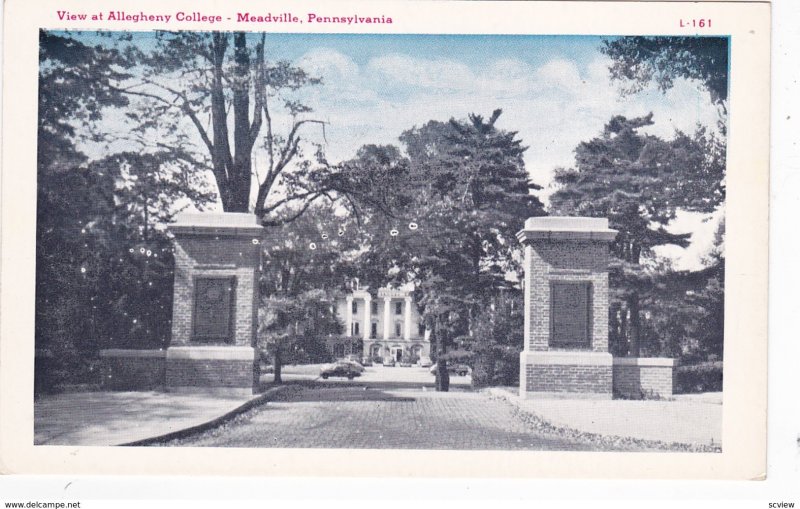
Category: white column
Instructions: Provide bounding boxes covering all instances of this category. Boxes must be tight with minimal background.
[362,295,371,341]
[404,296,412,340]
[345,296,353,337]
[383,298,391,340]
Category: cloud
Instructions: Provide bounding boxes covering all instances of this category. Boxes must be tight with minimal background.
[533,58,586,95]
[367,53,475,91]
[272,50,721,203]
[296,47,359,81]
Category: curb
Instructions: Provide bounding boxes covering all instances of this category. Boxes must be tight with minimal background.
[120,385,290,446]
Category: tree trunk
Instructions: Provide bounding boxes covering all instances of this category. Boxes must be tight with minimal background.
[436,360,450,392]
[209,34,234,210]
[230,32,253,212]
[207,32,259,213]
[434,318,450,392]
[628,295,641,357]
[620,305,628,356]
[273,343,283,384]
[609,301,621,356]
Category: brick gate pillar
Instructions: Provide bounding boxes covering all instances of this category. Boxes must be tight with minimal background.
[167,212,264,395]
[516,217,617,399]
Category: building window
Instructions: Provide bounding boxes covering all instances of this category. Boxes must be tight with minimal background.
[549,281,592,348]
[395,322,402,338]
[371,323,378,339]
[371,301,378,315]
[418,323,425,337]
[353,322,360,336]
[352,300,358,314]
[395,302,403,315]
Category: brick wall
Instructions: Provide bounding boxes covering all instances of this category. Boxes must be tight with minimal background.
[524,240,609,352]
[99,350,166,391]
[170,235,260,348]
[613,362,675,398]
[165,359,254,388]
[525,364,612,394]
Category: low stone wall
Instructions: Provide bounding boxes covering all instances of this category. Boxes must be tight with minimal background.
[99,349,166,391]
[521,351,613,399]
[613,357,676,399]
[165,346,257,395]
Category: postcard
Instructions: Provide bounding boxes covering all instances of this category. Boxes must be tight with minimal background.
[0,0,769,478]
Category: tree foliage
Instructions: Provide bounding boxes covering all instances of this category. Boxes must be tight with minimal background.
[38,30,131,172]
[598,36,727,370]
[641,221,725,361]
[457,290,524,388]
[602,36,729,108]
[35,31,213,393]
[341,110,544,390]
[257,206,358,382]
[106,31,332,218]
[551,114,725,359]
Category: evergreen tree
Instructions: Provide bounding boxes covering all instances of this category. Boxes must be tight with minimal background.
[550,114,724,356]
[342,110,545,390]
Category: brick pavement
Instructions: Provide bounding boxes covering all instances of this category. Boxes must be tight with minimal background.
[171,385,597,450]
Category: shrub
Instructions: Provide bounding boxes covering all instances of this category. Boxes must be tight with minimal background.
[492,349,520,386]
[469,347,521,388]
[675,361,723,394]
[279,335,335,365]
[470,352,494,388]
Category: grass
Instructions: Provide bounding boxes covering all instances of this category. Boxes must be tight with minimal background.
[487,388,722,453]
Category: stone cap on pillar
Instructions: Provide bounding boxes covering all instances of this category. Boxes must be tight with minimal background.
[168,212,264,238]
[517,216,617,243]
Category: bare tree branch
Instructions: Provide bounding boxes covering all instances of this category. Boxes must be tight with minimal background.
[262,192,324,226]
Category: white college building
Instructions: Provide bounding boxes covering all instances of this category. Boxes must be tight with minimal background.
[331,283,431,362]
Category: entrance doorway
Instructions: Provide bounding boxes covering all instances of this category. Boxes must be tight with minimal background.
[391,346,403,361]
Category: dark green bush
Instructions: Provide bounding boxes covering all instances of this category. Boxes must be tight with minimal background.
[492,349,520,386]
[675,361,723,393]
[278,335,335,365]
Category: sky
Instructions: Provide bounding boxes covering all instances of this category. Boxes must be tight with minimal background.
[67,31,725,269]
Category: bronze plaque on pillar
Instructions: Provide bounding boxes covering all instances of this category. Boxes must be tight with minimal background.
[193,276,236,342]
[550,281,591,348]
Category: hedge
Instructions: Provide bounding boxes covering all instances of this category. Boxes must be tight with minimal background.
[674,361,723,394]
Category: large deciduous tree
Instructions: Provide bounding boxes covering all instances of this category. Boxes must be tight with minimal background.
[121,31,328,218]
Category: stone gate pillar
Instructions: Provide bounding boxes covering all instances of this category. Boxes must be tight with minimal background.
[516,217,617,399]
[166,212,263,395]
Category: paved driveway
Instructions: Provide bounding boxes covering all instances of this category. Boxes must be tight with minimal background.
[166,385,599,450]
[260,364,472,388]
